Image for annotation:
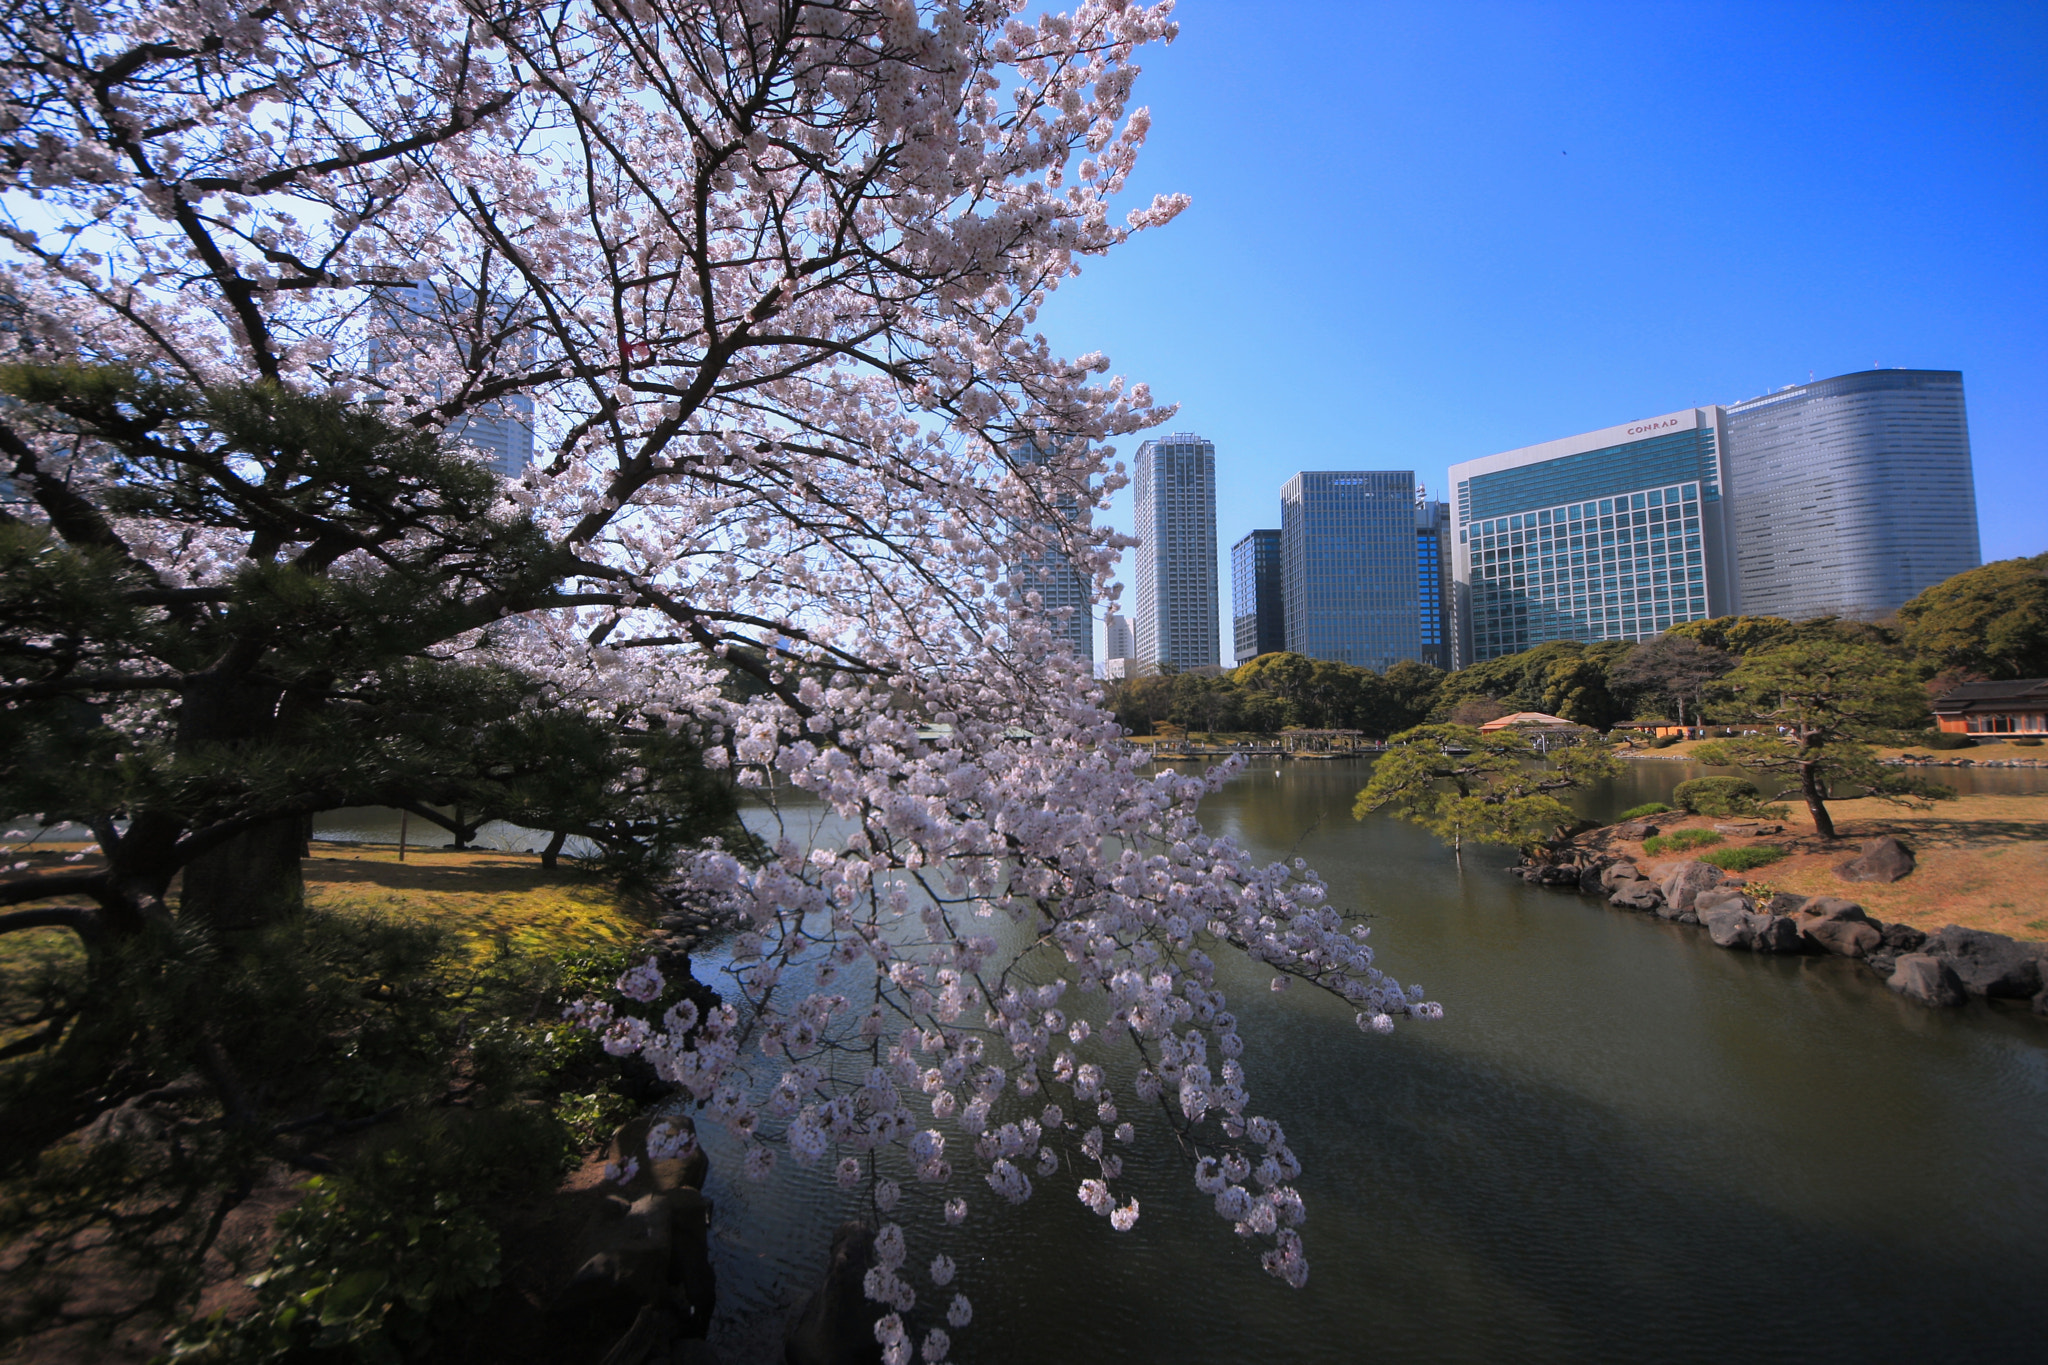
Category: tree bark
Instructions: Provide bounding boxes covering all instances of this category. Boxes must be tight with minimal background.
[179,815,309,930]
[1798,761,1837,841]
[541,828,568,870]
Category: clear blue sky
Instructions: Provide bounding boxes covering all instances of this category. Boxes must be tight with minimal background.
[1038,0,2047,658]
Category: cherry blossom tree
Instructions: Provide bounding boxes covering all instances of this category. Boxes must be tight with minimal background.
[2,1,1440,1356]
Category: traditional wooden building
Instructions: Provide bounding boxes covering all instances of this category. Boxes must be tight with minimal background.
[1930,679,2048,739]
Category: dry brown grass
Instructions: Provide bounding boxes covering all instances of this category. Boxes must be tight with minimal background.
[1619,793,2048,941]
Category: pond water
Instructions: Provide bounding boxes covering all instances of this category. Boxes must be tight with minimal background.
[690,758,2048,1365]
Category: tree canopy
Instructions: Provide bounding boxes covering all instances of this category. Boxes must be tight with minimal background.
[1695,640,1951,840]
[1353,724,1622,858]
[1896,552,2048,682]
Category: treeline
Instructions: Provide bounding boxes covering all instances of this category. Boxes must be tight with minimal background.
[1103,552,2048,738]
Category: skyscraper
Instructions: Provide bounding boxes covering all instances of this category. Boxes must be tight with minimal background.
[1133,432,1220,669]
[1104,612,1135,663]
[1415,496,1451,671]
[1230,529,1285,665]
[1280,470,1424,670]
[1448,409,1731,665]
[1722,370,1979,621]
[1009,444,1093,662]
[373,281,535,477]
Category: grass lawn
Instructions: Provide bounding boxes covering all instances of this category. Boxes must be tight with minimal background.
[1622,737,2048,763]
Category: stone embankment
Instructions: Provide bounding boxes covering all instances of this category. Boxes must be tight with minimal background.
[643,883,743,958]
[1517,834,2048,1015]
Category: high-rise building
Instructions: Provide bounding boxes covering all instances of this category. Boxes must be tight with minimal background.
[1133,432,1220,670]
[1280,470,1424,670]
[1449,409,1731,665]
[1230,530,1285,665]
[1104,612,1135,663]
[1415,496,1451,671]
[1722,370,1979,621]
[1009,444,1093,662]
[373,281,535,477]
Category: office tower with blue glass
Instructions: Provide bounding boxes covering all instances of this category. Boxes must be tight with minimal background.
[1449,409,1732,666]
[374,281,535,477]
[1415,496,1451,670]
[1230,529,1285,665]
[1722,369,1979,621]
[1279,470,1424,670]
[1133,432,1221,669]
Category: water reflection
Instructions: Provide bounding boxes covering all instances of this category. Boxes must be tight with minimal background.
[703,758,2048,1364]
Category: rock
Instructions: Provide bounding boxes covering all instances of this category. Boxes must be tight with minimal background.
[1834,835,1916,884]
[1751,916,1804,954]
[1879,922,1928,953]
[1800,897,1868,923]
[2035,980,2048,1017]
[1713,821,1782,836]
[1616,820,1660,840]
[1600,861,1645,892]
[1866,951,1897,978]
[1887,954,1967,1007]
[1577,862,1610,895]
[1920,926,2044,999]
[1806,917,1881,958]
[557,1193,676,1314]
[1701,906,1757,949]
[785,1222,884,1365]
[1694,885,1751,916]
[1610,884,1663,912]
[1763,892,1807,917]
[1659,860,1725,914]
[668,1186,716,1337]
[611,1115,712,1195]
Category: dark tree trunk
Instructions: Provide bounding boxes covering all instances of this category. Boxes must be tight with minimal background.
[541,829,567,870]
[179,815,310,930]
[1798,761,1837,841]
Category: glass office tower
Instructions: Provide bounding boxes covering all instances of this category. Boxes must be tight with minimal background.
[1230,529,1285,665]
[1009,444,1093,662]
[1415,498,1451,670]
[1449,409,1731,665]
[1280,470,1423,670]
[373,281,536,477]
[1722,370,1979,621]
[1133,433,1221,670]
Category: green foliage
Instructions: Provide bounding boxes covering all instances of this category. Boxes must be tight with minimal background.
[1650,735,1681,749]
[1104,653,1442,738]
[1428,640,1634,729]
[1672,776,1764,816]
[1702,845,1787,872]
[166,1110,565,1363]
[1919,731,1976,751]
[1353,724,1623,854]
[1896,552,2048,681]
[1664,615,1808,657]
[1642,828,1723,855]
[2014,737,2043,747]
[1618,802,1672,820]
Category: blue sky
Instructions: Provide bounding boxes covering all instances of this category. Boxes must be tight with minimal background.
[1037,1,2047,656]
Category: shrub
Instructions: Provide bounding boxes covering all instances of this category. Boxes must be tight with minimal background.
[2013,737,2042,747]
[1642,828,1724,855]
[1673,776,1763,816]
[1921,731,1976,751]
[1650,735,1680,749]
[1619,802,1673,820]
[1702,844,1788,872]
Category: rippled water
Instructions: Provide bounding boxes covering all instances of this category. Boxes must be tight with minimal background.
[693,759,2048,1365]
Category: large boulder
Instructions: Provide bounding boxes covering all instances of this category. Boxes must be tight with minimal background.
[1577,861,1611,895]
[785,1222,884,1365]
[1879,922,1928,953]
[557,1193,677,1315]
[1834,836,1916,884]
[1701,906,1757,950]
[1751,915,1804,954]
[1616,820,1660,840]
[1694,885,1750,916]
[1795,898,1879,957]
[669,1187,717,1338]
[1920,926,2044,999]
[1601,861,1646,892]
[1659,860,1725,914]
[1888,954,1967,1007]
[1610,883,1663,912]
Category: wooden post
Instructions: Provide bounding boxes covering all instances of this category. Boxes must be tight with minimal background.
[398,809,409,863]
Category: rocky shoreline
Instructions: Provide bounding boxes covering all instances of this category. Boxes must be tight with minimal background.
[1516,831,2048,1015]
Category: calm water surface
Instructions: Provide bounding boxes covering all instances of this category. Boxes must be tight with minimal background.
[692,759,2048,1365]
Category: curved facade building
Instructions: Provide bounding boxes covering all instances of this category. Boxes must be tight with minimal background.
[1723,370,1979,621]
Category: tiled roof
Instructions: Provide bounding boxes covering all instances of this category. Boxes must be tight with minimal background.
[1930,679,2048,712]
